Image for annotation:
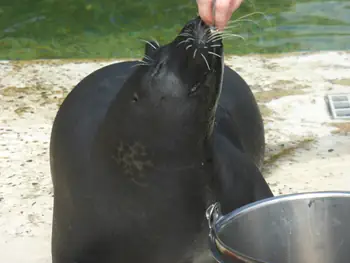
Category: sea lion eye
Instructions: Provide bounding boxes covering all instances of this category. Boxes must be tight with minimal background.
[188,70,211,97]
[132,92,139,103]
[188,83,200,96]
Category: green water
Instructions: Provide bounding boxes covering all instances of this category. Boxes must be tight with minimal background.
[0,0,349,60]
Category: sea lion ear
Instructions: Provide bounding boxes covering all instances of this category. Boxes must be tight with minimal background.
[144,40,158,57]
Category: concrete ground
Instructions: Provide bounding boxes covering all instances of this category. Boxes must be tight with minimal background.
[0,51,349,263]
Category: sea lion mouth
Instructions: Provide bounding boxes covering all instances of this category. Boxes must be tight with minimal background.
[170,17,223,98]
[175,16,223,71]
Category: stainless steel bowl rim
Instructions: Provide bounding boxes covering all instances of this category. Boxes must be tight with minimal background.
[208,191,350,263]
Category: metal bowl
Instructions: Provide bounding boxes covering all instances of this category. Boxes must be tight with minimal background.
[207,191,350,263]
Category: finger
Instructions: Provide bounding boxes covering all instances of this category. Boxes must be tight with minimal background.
[231,0,244,13]
[196,0,214,26]
[215,0,243,30]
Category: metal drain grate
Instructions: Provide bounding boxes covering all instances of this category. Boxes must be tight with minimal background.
[326,94,350,120]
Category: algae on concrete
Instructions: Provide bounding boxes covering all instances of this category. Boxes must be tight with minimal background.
[263,137,316,167]
[331,122,350,135]
[0,85,69,110]
[332,78,350,86]
[255,87,307,103]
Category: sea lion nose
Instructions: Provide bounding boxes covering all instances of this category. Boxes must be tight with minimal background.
[195,16,209,29]
[175,16,217,50]
[182,16,208,32]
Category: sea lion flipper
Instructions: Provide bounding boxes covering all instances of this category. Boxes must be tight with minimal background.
[213,134,273,214]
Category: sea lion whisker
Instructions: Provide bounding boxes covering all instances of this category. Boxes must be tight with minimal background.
[131,64,145,68]
[178,36,195,44]
[228,12,271,27]
[140,39,158,50]
[227,19,260,28]
[138,59,150,64]
[207,32,223,42]
[221,34,246,41]
[185,44,193,50]
[204,27,211,34]
[144,55,153,60]
[201,53,210,71]
[207,35,220,42]
[219,33,244,38]
[143,55,154,64]
[210,44,222,48]
[208,32,222,40]
[179,33,192,38]
[208,36,224,42]
[208,51,221,58]
[208,30,222,36]
[131,178,149,187]
[182,28,195,36]
[221,25,240,32]
[131,62,151,68]
[210,35,245,42]
[177,39,189,47]
[204,27,214,37]
[229,11,267,23]
[150,37,160,47]
[210,33,245,42]
[193,48,197,58]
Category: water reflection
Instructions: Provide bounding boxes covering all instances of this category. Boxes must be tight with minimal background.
[261,1,350,51]
[0,0,349,60]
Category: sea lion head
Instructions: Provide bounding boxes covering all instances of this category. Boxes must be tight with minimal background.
[142,16,224,108]
[107,17,224,147]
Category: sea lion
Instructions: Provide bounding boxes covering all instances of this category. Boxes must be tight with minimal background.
[49,16,273,263]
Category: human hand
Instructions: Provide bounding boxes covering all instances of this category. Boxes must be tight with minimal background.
[196,0,243,30]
